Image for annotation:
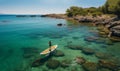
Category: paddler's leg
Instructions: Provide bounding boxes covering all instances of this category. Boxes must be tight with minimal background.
[49,41,52,56]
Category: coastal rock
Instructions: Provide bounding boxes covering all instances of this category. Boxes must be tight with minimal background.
[106,21,120,37]
[74,56,86,64]
[109,36,120,42]
[82,48,95,55]
[110,25,120,37]
[99,59,119,71]
[57,23,63,26]
[16,15,27,17]
[60,59,71,68]
[29,15,37,17]
[46,59,60,69]
[82,62,98,71]
[79,18,93,22]
[41,14,67,19]
[53,50,65,57]
[107,21,120,29]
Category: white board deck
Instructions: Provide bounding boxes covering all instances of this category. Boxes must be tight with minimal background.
[40,45,58,55]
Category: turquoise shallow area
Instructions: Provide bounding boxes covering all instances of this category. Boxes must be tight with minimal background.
[0,15,120,71]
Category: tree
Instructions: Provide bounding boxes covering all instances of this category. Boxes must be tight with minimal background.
[66,6,86,17]
[114,0,120,17]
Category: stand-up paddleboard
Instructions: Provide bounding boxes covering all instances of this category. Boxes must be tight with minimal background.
[40,45,58,55]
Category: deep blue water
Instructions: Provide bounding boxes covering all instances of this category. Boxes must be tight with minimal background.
[0,15,120,71]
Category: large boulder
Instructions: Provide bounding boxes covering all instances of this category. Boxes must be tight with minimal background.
[46,59,60,69]
[53,50,65,57]
[82,62,98,71]
[82,48,95,55]
[110,25,120,37]
[107,21,120,29]
[106,21,120,37]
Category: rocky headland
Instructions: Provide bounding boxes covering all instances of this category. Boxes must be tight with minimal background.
[41,14,120,41]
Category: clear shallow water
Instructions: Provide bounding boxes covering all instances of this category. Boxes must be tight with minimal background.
[0,15,120,71]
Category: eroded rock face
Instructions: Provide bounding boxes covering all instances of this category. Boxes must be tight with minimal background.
[106,21,120,37]
[82,48,95,55]
[110,25,120,37]
[99,59,119,71]
[82,62,98,71]
[46,59,60,69]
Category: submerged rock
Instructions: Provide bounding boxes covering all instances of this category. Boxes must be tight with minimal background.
[95,39,105,44]
[84,36,98,42]
[99,59,119,71]
[82,62,98,71]
[46,59,60,69]
[67,44,83,50]
[53,50,65,57]
[98,68,112,71]
[95,52,112,59]
[60,59,71,68]
[21,47,39,58]
[74,56,86,64]
[105,40,114,45]
[72,36,80,40]
[21,47,39,54]
[32,55,51,67]
[31,58,44,67]
[82,48,95,55]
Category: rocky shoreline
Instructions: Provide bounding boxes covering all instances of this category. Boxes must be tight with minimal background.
[41,14,120,39]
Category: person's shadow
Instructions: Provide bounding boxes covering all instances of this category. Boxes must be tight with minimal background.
[31,52,54,67]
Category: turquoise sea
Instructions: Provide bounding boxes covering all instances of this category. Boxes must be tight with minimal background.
[0,15,120,71]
